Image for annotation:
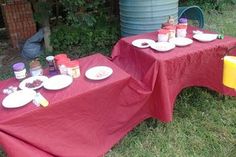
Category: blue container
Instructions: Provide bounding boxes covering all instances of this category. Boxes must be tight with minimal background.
[120,0,178,36]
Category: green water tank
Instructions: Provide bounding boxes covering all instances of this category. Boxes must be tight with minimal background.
[120,0,179,36]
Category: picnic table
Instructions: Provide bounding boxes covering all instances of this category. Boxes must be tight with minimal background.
[111,26,236,122]
[0,54,152,157]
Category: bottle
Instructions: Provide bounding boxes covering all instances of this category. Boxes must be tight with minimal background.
[164,25,176,39]
[46,56,57,75]
[12,62,27,81]
[29,59,43,76]
[168,16,175,25]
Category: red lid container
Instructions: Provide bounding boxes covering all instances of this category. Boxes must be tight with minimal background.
[158,29,169,34]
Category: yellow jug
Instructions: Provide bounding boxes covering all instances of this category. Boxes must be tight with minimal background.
[223,46,236,89]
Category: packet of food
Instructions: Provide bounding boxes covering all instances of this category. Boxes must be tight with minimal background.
[33,92,49,107]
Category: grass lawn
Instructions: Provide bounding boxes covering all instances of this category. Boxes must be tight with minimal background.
[1,4,236,157]
[106,4,236,157]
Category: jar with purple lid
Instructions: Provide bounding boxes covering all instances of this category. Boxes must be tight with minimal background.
[12,62,27,81]
[179,18,188,26]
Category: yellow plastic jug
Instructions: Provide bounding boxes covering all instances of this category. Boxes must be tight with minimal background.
[223,46,236,89]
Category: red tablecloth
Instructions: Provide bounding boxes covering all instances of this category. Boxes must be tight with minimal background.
[111,26,236,122]
[0,53,152,157]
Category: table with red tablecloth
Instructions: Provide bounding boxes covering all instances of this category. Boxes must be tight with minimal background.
[111,26,236,122]
[0,53,153,157]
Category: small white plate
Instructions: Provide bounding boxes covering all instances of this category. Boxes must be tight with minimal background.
[193,33,218,42]
[150,42,175,52]
[2,89,36,108]
[169,37,193,47]
[43,75,73,90]
[85,66,113,80]
[19,76,48,90]
[132,39,156,48]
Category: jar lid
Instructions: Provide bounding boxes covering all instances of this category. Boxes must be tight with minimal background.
[164,25,176,30]
[176,24,187,29]
[65,60,79,68]
[55,54,68,61]
[12,62,25,71]
[57,58,70,65]
[46,56,54,61]
[161,22,171,28]
[158,29,169,34]
[179,18,188,23]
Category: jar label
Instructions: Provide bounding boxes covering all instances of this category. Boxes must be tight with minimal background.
[30,69,43,76]
[14,69,27,79]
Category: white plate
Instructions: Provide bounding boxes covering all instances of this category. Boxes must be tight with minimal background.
[193,33,218,42]
[85,66,113,80]
[132,39,156,48]
[2,89,36,108]
[150,42,175,52]
[169,37,193,47]
[43,75,73,90]
[19,76,48,90]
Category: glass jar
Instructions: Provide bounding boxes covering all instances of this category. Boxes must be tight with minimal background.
[164,25,176,39]
[157,29,169,42]
[66,61,80,78]
[12,62,27,81]
[29,59,43,76]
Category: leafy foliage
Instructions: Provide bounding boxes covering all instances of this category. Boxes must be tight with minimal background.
[50,0,119,58]
[179,0,236,10]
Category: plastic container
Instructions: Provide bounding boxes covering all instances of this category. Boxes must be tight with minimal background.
[46,56,57,75]
[157,29,169,42]
[12,62,27,81]
[57,59,70,75]
[176,24,187,37]
[29,59,43,76]
[54,53,69,70]
[66,61,80,78]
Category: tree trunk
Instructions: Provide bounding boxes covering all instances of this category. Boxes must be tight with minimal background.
[41,0,53,52]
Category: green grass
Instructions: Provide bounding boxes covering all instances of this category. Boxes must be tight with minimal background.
[106,4,236,157]
[107,88,236,157]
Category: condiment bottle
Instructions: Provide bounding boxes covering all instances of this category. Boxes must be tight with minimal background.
[66,60,80,78]
[46,56,57,75]
[164,25,176,39]
[29,59,43,76]
[12,62,27,81]
[157,29,169,42]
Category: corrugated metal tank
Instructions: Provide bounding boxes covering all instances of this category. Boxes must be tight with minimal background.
[120,0,179,36]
